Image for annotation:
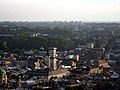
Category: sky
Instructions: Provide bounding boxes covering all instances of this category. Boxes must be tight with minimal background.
[0,0,120,21]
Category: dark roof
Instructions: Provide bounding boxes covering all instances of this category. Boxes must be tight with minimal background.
[24,68,49,76]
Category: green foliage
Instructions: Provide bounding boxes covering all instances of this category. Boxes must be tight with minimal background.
[0,35,74,51]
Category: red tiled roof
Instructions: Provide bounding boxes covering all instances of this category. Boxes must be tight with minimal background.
[98,60,110,68]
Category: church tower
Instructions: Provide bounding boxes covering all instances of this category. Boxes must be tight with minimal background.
[51,47,57,70]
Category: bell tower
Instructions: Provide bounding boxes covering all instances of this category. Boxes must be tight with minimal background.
[51,47,57,70]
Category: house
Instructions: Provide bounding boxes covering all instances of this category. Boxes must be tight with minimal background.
[62,55,79,69]
[90,67,100,74]
[90,59,110,74]
[110,71,119,79]
[98,60,110,67]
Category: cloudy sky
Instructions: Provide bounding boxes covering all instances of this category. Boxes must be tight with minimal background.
[0,0,120,21]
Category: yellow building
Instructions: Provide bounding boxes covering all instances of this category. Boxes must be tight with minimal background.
[90,68,100,74]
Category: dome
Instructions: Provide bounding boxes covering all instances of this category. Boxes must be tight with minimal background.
[0,67,6,75]
[40,47,45,50]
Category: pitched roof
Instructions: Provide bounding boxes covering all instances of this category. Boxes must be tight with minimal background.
[98,60,110,68]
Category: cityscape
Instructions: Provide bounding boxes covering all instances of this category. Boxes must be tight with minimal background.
[0,21,120,90]
[0,0,120,90]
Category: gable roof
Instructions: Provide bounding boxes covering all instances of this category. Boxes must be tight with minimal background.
[98,60,110,68]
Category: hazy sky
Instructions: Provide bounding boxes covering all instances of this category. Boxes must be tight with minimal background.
[0,0,120,21]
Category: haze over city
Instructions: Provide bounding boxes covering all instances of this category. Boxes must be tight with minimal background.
[1,0,120,90]
[0,0,120,21]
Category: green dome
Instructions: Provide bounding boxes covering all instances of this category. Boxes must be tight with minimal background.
[0,67,6,75]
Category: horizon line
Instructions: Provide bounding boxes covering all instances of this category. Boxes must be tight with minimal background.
[0,20,120,23]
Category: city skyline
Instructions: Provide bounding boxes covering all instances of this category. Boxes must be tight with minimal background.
[0,0,120,21]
